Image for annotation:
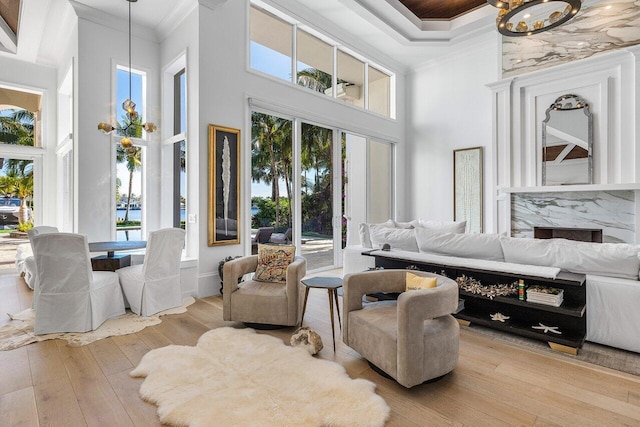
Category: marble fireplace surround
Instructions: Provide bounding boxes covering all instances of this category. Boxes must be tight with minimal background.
[489,46,640,242]
[508,187,639,243]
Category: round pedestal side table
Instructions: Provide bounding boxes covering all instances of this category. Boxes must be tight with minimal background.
[300,276,343,351]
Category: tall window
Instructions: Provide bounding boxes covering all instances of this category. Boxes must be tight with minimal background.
[0,86,40,233]
[249,2,395,118]
[250,111,293,234]
[173,69,187,229]
[115,66,146,241]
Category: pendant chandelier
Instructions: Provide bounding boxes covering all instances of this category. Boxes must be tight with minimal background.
[97,0,156,149]
[487,0,581,37]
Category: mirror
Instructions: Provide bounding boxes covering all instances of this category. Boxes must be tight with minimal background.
[542,94,593,186]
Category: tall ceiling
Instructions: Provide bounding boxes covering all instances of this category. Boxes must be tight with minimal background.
[0,0,498,70]
[398,0,487,20]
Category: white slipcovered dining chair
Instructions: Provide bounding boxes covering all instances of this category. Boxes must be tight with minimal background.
[24,226,59,308]
[32,233,126,335]
[117,228,185,316]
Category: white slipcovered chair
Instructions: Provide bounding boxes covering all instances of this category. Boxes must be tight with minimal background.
[16,226,59,291]
[117,228,185,316]
[24,226,60,309]
[32,233,126,335]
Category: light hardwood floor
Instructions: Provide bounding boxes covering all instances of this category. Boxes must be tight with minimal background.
[1,272,640,426]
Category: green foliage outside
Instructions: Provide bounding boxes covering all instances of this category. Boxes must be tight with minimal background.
[116,219,141,227]
[251,196,290,230]
[0,109,35,227]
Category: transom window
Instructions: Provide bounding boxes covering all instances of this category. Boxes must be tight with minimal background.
[249,3,395,119]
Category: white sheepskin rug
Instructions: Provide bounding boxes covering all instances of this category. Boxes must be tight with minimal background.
[131,327,391,427]
[0,297,195,350]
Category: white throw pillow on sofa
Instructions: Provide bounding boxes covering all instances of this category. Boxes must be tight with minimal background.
[500,236,556,267]
[410,219,467,234]
[358,220,395,248]
[500,236,640,280]
[369,227,418,252]
[416,229,505,261]
[553,239,640,280]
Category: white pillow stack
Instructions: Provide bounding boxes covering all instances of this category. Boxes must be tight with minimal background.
[357,218,467,251]
[500,236,640,280]
[415,229,505,261]
[358,220,395,248]
[369,227,418,252]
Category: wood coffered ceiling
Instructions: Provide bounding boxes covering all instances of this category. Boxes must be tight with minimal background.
[398,0,487,20]
[0,0,20,35]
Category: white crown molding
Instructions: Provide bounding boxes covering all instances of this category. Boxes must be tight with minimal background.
[69,0,159,43]
[198,0,228,11]
[155,0,198,41]
[410,28,499,73]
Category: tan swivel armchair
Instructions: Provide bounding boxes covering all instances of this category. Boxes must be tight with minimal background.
[343,269,459,388]
[222,255,306,327]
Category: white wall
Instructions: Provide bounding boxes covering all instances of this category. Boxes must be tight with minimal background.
[406,31,500,231]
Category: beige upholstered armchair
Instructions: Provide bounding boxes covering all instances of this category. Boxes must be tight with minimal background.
[222,255,306,327]
[343,269,459,388]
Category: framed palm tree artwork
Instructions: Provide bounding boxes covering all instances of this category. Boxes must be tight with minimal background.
[208,124,240,246]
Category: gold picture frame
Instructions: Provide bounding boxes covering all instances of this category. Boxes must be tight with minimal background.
[453,146,483,233]
[208,124,241,246]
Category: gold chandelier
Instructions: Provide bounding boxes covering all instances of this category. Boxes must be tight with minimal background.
[98,0,156,149]
[487,0,582,36]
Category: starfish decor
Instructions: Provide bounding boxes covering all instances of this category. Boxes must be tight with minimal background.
[490,312,510,322]
[532,323,562,334]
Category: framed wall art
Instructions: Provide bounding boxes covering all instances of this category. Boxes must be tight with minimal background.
[453,146,483,233]
[208,124,240,246]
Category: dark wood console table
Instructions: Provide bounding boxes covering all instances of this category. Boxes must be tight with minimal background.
[366,251,586,355]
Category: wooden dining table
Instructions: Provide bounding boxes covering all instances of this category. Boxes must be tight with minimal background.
[89,240,146,272]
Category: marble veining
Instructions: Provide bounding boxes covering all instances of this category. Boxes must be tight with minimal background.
[503,0,640,78]
[511,191,635,243]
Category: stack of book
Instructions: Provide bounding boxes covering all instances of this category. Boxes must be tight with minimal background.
[526,285,563,307]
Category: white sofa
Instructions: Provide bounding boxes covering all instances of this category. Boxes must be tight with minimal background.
[343,220,640,354]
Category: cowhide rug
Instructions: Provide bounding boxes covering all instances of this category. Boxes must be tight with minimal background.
[0,297,195,350]
[131,327,390,427]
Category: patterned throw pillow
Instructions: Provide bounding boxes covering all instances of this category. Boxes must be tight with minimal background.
[254,244,296,283]
[405,272,437,291]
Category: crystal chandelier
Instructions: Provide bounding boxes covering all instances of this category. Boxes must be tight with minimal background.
[487,0,582,36]
[97,0,156,149]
